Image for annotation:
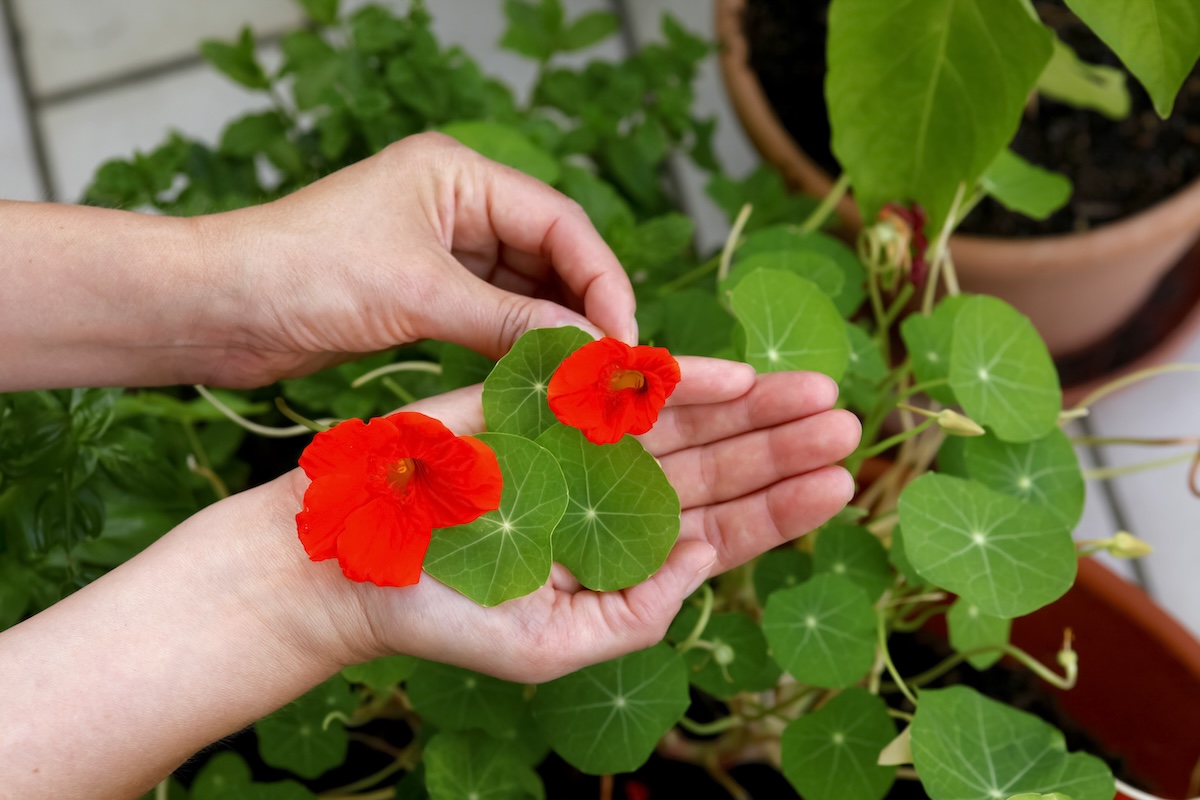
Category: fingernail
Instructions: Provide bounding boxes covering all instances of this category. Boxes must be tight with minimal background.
[555,317,604,340]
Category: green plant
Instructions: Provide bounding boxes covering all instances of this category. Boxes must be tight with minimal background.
[5,1,1199,800]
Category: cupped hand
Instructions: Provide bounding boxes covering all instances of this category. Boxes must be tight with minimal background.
[199,132,635,388]
[308,359,860,683]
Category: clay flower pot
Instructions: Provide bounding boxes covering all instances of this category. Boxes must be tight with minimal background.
[714,0,1200,358]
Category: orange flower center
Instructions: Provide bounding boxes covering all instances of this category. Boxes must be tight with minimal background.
[608,369,646,392]
[387,457,418,494]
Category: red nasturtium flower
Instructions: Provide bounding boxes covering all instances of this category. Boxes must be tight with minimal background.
[547,338,681,445]
[296,412,502,587]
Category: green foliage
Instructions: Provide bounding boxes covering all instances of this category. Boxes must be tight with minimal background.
[781,688,897,800]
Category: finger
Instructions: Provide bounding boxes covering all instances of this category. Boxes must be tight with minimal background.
[641,371,840,457]
[397,384,486,435]
[681,465,855,575]
[663,357,757,408]
[663,409,861,509]
[564,540,716,668]
[466,158,637,345]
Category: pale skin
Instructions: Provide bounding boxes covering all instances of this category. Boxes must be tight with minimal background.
[0,133,860,798]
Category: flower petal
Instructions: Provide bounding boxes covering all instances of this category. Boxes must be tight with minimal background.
[297,474,372,561]
[414,435,503,528]
[299,417,391,481]
[336,495,433,587]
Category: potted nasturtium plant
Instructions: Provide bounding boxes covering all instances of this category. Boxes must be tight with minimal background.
[4,1,1200,799]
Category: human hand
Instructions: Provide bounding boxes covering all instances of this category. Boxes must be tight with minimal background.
[293,359,860,683]
[197,132,635,388]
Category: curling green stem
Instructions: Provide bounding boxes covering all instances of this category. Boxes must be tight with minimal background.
[1072,363,1200,411]
[881,282,916,331]
[858,418,936,460]
[921,183,967,315]
[716,204,754,287]
[799,172,851,234]
[677,714,744,737]
[675,583,714,653]
[890,603,952,633]
[896,378,949,402]
[890,642,1076,693]
[657,254,721,296]
[275,397,330,433]
[878,610,919,707]
[194,385,336,438]
[1083,451,1198,480]
[381,377,417,405]
[351,360,442,389]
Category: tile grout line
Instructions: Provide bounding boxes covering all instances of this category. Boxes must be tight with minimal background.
[1,0,56,201]
[1078,414,1153,593]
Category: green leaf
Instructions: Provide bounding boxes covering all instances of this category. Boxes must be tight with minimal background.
[841,323,889,414]
[911,686,1115,800]
[560,11,619,52]
[659,289,734,357]
[482,327,593,439]
[781,688,897,800]
[500,0,563,61]
[532,643,689,774]
[1037,38,1130,119]
[407,660,528,736]
[439,343,496,391]
[728,269,850,381]
[611,213,694,277]
[736,226,865,317]
[900,295,967,406]
[949,295,1061,443]
[491,705,551,767]
[827,0,1053,225]
[813,524,893,602]
[705,166,820,233]
[440,121,561,185]
[424,433,566,606]
[255,677,355,779]
[557,166,635,240]
[424,731,544,800]
[753,548,813,604]
[888,525,925,587]
[296,0,339,26]
[947,597,1011,670]
[761,573,877,688]
[722,251,844,301]
[897,474,1076,618]
[667,609,777,698]
[963,428,1085,531]
[340,655,418,692]
[535,426,680,591]
[1065,0,1200,117]
[192,752,316,800]
[200,27,269,90]
[980,150,1072,221]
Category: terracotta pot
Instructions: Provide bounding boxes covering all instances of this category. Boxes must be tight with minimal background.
[714,0,1200,358]
[1011,557,1200,799]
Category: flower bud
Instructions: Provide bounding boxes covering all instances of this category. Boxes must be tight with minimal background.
[936,409,986,437]
[1108,531,1153,559]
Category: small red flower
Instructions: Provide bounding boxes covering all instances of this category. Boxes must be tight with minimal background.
[296,412,502,587]
[547,338,681,445]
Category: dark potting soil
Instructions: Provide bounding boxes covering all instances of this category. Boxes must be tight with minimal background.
[743,0,1200,237]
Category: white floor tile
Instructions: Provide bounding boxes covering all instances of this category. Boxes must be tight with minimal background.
[11,0,301,98]
[620,0,759,253]
[1086,328,1200,639]
[41,57,276,202]
[0,10,42,200]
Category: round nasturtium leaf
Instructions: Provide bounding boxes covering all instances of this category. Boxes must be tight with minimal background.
[761,573,878,688]
[192,752,315,800]
[340,655,418,693]
[841,322,889,413]
[949,295,1062,443]
[491,705,551,768]
[722,251,845,301]
[729,268,851,381]
[407,660,528,736]
[255,676,356,779]
[911,686,1115,800]
[887,525,925,588]
[753,547,814,604]
[781,688,897,800]
[659,288,735,358]
[424,730,544,800]
[947,597,1012,670]
[736,225,866,317]
[813,524,894,602]
[483,327,593,440]
[535,425,680,591]
[532,643,690,775]
[963,428,1085,531]
[440,120,561,186]
[667,608,778,698]
[899,294,968,406]
[897,474,1077,618]
[424,433,567,606]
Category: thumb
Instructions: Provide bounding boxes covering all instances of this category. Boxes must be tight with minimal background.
[425,266,609,360]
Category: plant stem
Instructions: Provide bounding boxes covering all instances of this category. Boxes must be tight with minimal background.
[677,714,744,736]
[858,418,936,460]
[657,254,720,296]
[675,583,714,653]
[194,384,336,437]
[317,757,409,798]
[890,603,952,633]
[886,708,914,723]
[381,377,417,405]
[705,751,751,800]
[878,610,919,707]
[1082,451,1198,480]
[889,642,1076,692]
[155,778,168,800]
[921,183,967,315]
[1073,435,1200,447]
[881,282,916,331]
[351,360,442,388]
[274,397,330,433]
[1071,363,1200,411]
[800,172,851,234]
[716,203,754,288]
